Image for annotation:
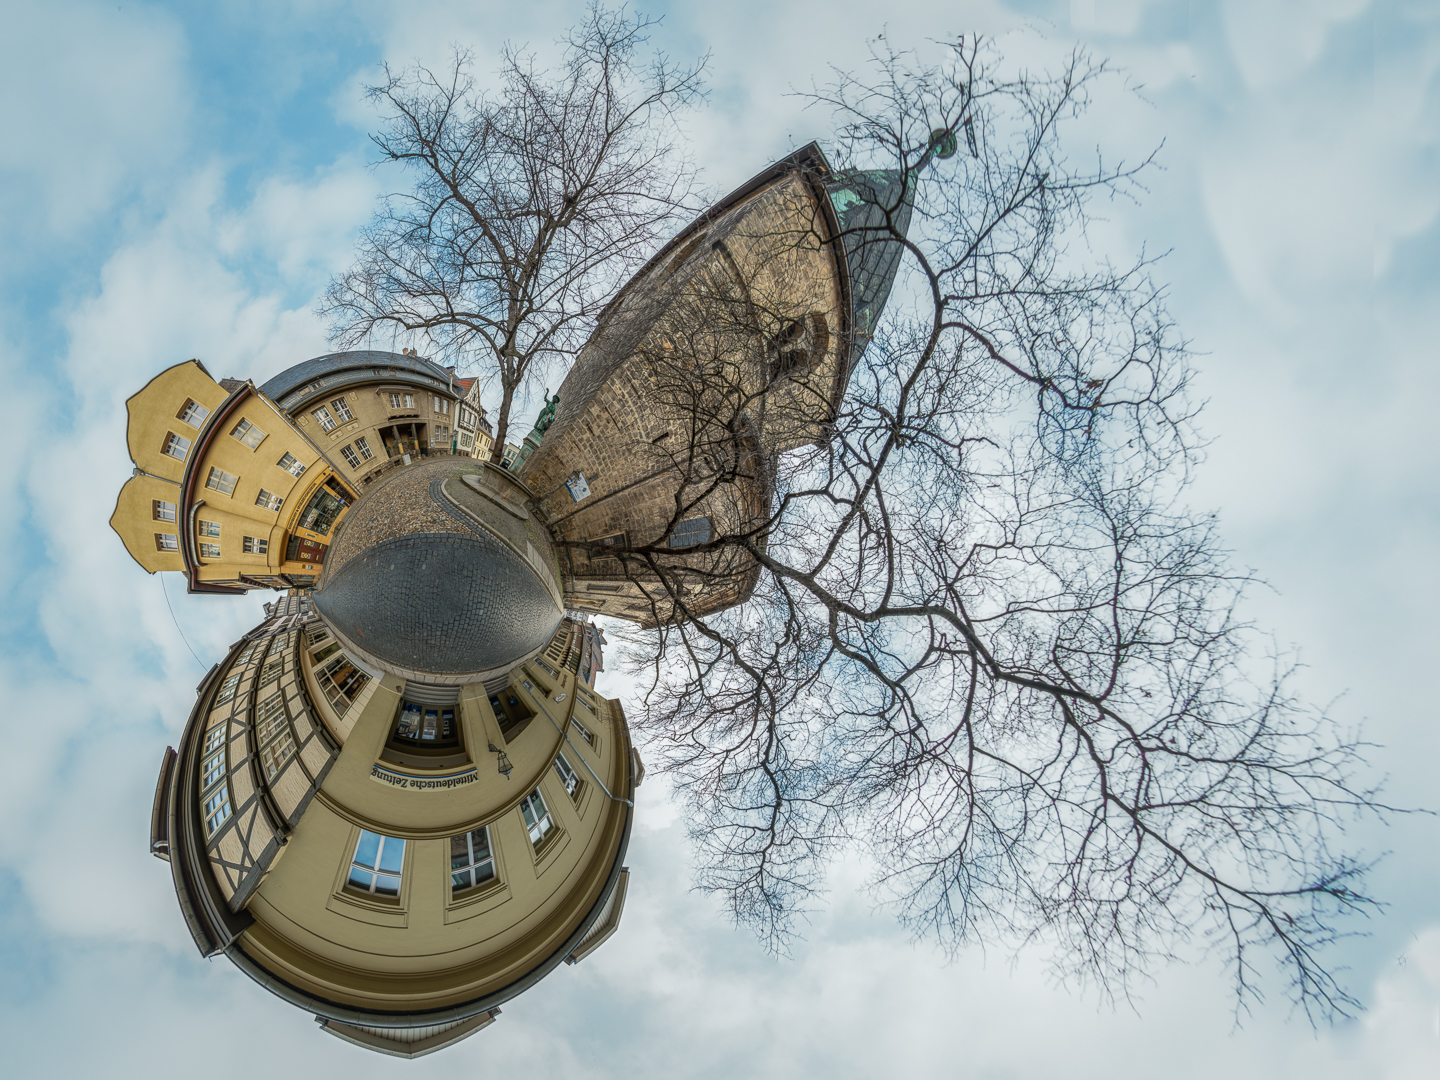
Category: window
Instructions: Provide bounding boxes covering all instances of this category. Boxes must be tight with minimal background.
[205,467,237,495]
[243,536,268,555]
[520,789,554,847]
[277,451,306,477]
[229,418,265,449]
[554,753,580,796]
[355,435,373,461]
[198,542,221,559]
[203,724,226,755]
[177,398,210,427]
[311,641,340,666]
[348,831,404,896]
[256,695,287,744]
[162,432,191,460]
[433,396,449,414]
[155,533,179,552]
[260,658,283,686]
[201,747,226,789]
[388,392,403,409]
[669,516,713,548]
[255,489,283,512]
[260,729,296,779]
[339,444,361,469]
[331,397,354,423]
[450,827,496,893]
[202,786,232,836]
[316,655,368,715]
[312,405,336,432]
[152,500,177,522]
[534,658,560,680]
[214,671,242,705]
[586,583,622,593]
[393,702,456,744]
[572,717,595,744]
[195,521,219,539]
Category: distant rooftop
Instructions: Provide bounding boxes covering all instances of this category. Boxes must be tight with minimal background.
[259,349,454,409]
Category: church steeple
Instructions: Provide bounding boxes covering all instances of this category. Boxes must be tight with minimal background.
[823,128,957,362]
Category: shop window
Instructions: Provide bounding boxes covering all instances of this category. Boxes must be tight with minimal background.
[393,700,459,748]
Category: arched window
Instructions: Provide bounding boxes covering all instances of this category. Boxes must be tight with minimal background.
[669,516,713,548]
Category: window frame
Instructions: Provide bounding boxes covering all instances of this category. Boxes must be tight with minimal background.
[197,519,220,537]
[330,397,354,423]
[155,533,179,552]
[229,418,266,449]
[177,398,210,427]
[198,541,221,559]
[242,535,268,556]
[152,500,177,522]
[255,489,283,512]
[554,752,581,798]
[205,467,238,496]
[519,789,555,848]
[355,435,373,461]
[450,827,497,894]
[339,444,361,469]
[346,830,405,897]
[276,451,306,477]
[312,405,336,432]
[161,431,191,461]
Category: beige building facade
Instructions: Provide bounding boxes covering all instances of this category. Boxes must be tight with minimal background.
[153,598,636,1057]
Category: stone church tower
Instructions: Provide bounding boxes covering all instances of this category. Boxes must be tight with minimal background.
[518,141,917,627]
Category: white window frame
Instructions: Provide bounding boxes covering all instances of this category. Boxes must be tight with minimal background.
[331,397,354,423]
[347,830,405,896]
[355,435,373,461]
[243,536,268,555]
[155,533,179,552]
[230,418,265,449]
[153,500,177,522]
[554,753,580,796]
[312,405,336,432]
[255,489,283,512]
[205,467,238,496]
[450,827,496,893]
[339,444,361,469]
[198,542,221,559]
[198,520,220,537]
[277,451,306,477]
[520,789,554,846]
[202,786,232,835]
[178,398,210,427]
[162,432,191,461]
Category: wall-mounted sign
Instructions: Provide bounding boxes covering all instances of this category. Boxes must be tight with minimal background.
[565,472,591,502]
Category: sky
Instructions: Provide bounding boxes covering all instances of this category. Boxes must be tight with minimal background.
[0,0,1437,1076]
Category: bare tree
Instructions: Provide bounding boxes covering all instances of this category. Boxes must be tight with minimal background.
[587,38,1393,1020]
[321,3,706,461]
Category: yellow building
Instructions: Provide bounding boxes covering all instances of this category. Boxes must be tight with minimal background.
[152,598,637,1057]
[110,360,355,593]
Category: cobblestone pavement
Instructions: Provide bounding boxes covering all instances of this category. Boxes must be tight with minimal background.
[313,457,562,678]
